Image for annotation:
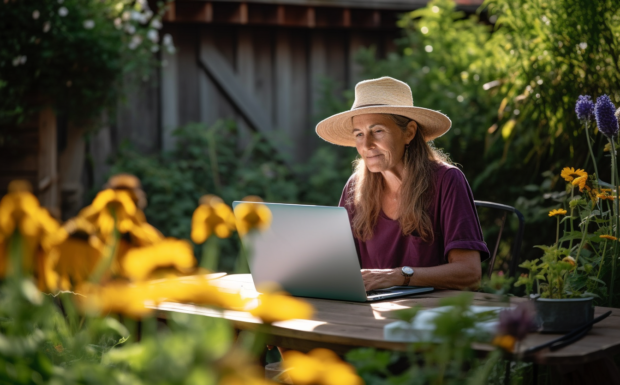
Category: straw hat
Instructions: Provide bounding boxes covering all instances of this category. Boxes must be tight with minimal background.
[315,77,451,147]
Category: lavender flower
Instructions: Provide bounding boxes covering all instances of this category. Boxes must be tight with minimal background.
[575,95,594,122]
[595,95,619,138]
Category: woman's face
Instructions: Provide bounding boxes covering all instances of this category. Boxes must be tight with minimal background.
[352,114,416,173]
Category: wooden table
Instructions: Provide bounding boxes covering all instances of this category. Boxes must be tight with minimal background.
[156,274,620,366]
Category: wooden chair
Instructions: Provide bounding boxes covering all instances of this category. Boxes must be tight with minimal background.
[474,201,525,278]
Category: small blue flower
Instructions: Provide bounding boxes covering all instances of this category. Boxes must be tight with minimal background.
[575,95,594,122]
[595,95,619,138]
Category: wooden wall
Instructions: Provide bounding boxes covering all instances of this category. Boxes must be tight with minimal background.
[155,23,398,163]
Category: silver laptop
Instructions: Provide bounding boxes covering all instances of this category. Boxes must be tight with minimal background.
[232,202,433,302]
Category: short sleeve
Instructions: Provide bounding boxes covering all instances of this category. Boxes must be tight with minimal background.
[438,168,489,261]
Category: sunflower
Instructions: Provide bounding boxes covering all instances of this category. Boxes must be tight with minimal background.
[548,209,567,217]
[560,167,587,182]
[600,235,618,241]
[233,196,272,236]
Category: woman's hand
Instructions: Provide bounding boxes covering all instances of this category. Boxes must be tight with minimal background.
[361,268,402,291]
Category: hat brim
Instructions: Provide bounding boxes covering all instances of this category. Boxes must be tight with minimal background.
[315,105,452,147]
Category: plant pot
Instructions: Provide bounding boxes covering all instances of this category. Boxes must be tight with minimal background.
[533,297,594,333]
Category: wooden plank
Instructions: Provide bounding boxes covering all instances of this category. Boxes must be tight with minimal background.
[160,27,180,151]
[198,27,290,165]
[236,27,256,147]
[114,72,160,154]
[289,31,309,161]
[274,29,292,153]
[38,107,58,211]
[58,123,85,219]
[176,27,201,126]
[252,28,275,122]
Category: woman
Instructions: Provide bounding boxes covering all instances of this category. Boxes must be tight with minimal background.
[316,77,489,292]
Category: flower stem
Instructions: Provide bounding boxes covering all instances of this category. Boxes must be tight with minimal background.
[585,121,600,182]
[200,236,220,271]
[555,217,560,246]
[568,188,575,253]
[609,138,620,307]
[574,213,592,267]
[597,240,608,281]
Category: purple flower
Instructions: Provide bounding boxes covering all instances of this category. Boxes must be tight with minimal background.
[497,301,537,341]
[575,95,594,122]
[595,95,619,138]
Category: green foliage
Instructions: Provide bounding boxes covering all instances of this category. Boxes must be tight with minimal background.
[109,121,354,269]
[346,293,504,385]
[0,0,172,126]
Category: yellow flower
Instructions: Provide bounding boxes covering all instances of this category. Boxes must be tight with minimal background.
[492,334,516,352]
[191,195,236,244]
[571,175,590,192]
[560,167,587,182]
[234,196,272,236]
[79,189,139,241]
[0,181,59,283]
[77,275,248,318]
[46,217,105,290]
[104,173,147,209]
[548,209,567,217]
[600,235,618,241]
[121,238,196,281]
[247,291,313,323]
[283,349,363,385]
[562,256,576,267]
[76,281,157,319]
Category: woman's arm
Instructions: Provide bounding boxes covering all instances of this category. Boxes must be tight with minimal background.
[361,249,482,291]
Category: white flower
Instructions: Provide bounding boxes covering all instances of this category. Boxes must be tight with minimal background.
[162,33,173,46]
[432,6,439,13]
[424,45,433,53]
[457,95,464,102]
[128,35,143,50]
[147,29,159,43]
[143,10,153,22]
[124,24,136,34]
[421,26,428,34]
[122,11,131,21]
[131,11,147,24]
[150,19,162,29]
[83,19,95,29]
[32,10,40,20]
[58,7,68,17]
[43,21,51,33]
[12,56,27,66]
[579,42,588,50]
[114,18,122,29]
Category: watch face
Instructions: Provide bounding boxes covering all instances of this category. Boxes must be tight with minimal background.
[402,266,414,276]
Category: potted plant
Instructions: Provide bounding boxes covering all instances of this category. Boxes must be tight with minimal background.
[516,94,620,332]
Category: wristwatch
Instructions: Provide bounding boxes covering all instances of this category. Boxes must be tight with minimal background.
[401,266,414,286]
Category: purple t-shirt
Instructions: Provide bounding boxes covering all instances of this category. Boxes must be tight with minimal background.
[338,163,489,269]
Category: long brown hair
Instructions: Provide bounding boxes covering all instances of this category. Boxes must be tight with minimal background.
[348,114,449,242]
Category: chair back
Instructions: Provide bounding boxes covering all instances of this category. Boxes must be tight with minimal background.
[474,201,525,278]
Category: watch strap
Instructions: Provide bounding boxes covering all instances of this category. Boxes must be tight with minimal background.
[402,275,411,286]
